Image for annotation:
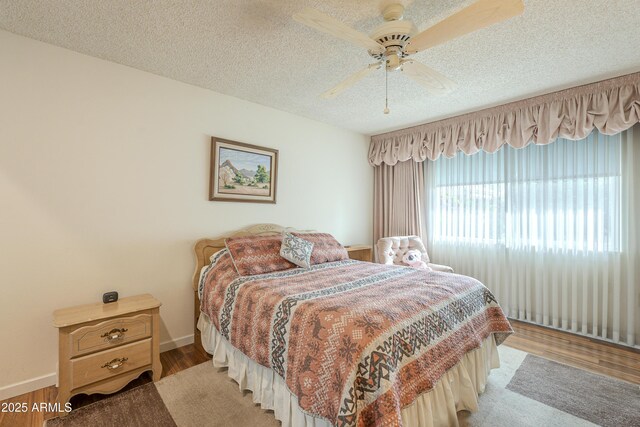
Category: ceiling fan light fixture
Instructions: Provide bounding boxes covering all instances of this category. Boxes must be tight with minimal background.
[385,52,401,71]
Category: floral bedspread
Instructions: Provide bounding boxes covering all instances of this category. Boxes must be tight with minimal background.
[199,250,512,427]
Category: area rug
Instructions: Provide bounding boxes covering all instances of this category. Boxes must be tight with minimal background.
[506,354,640,427]
[46,346,639,426]
[45,382,176,427]
[154,362,278,427]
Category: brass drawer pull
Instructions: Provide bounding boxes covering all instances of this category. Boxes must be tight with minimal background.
[101,328,128,342]
[101,357,128,370]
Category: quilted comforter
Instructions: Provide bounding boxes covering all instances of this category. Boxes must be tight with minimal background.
[199,251,512,427]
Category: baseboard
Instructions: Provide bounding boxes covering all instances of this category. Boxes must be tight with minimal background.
[0,372,57,401]
[0,335,196,401]
[160,334,194,353]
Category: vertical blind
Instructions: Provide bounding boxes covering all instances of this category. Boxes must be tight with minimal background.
[425,127,639,347]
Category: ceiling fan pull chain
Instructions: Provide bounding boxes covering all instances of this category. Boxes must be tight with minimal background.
[384,65,390,115]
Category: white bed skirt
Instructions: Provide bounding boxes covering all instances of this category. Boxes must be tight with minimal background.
[198,314,500,427]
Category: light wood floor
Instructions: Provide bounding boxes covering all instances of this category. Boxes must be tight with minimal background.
[505,319,640,385]
[1,322,638,427]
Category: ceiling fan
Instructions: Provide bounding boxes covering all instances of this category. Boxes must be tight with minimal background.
[293,0,524,112]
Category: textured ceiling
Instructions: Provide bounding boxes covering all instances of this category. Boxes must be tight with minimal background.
[1,0,640,135]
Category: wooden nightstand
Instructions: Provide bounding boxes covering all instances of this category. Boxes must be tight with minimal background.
[52,294,162,414]
[345,245,373,262]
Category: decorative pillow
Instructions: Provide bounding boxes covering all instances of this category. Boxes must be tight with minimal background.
[225,235,295,276]
[280,232,314,269]
[292,232,349,265]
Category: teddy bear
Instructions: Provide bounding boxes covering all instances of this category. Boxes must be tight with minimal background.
[402,250,431,270]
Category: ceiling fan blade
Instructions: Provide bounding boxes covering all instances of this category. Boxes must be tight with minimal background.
[404,0,524,54]
[401,60,457,95]
[294,8,385,54]
[321,63,382,99]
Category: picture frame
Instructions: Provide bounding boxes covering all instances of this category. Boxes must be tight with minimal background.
[209,137,278,203]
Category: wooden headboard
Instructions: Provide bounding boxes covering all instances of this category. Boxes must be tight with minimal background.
[191,223,312,355]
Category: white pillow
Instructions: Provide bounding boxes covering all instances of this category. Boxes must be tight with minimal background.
[280,232,314,269]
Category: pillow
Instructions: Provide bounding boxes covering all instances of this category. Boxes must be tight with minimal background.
[292,232,349,265]
[225,235,295,276]
[280,232,314,269]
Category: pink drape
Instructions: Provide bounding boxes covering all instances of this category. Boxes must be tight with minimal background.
[369,72,640,165]
[373,160,425,254]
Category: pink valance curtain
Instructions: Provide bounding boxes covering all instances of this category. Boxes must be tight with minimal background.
[369,72,640,165]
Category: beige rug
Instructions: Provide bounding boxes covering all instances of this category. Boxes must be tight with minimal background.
[47,346,638,426]
[155,362,278,427]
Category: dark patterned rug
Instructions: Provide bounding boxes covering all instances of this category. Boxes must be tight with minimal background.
[45,382,175,427]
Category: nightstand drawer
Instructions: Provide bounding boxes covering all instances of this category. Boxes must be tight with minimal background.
[69,314,152,357]
[70,338,152,390]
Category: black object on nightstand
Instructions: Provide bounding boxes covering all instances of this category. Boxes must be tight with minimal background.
[102,291,119,304]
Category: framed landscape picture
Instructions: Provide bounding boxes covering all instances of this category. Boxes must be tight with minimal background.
[209,137,278,203]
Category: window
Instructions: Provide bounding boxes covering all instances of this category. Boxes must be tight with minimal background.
[427,131,621,253]
[425,126,639,348]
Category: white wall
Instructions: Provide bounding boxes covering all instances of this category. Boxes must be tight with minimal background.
[0,30,373,397]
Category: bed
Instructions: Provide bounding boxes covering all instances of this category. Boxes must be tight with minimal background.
[191,224,512,427]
